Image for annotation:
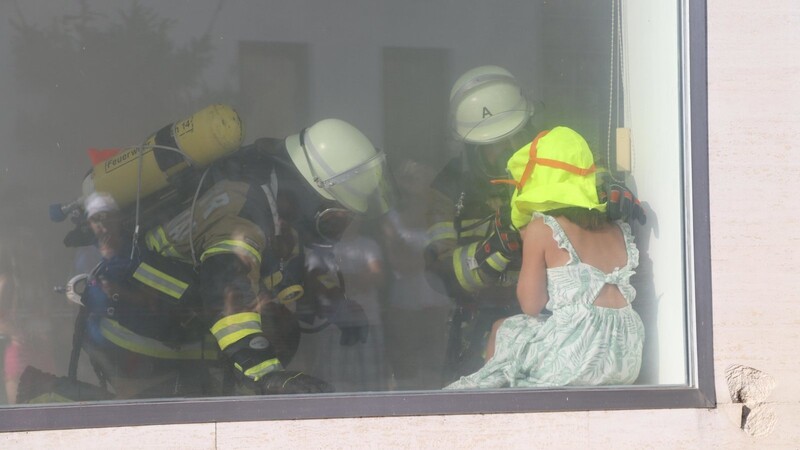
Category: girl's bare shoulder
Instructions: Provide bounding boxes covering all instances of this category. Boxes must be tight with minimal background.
[521,216,553,244]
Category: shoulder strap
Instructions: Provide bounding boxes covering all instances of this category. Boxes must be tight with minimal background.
[534,212,580,264]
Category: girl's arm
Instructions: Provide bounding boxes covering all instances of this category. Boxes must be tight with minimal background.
[516,218,549,316]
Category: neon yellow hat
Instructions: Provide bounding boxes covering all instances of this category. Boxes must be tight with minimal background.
[505,126,606,229]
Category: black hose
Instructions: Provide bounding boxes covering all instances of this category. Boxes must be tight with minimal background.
[68,306,89,381]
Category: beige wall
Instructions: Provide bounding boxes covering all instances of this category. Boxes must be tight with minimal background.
[3,1,800,448]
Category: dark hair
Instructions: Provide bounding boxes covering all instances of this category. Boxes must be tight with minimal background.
[545,207,609,231]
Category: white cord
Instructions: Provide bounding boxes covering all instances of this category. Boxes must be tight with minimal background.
[260,169,281,238]
[606,0,617,182]
[620,0,634,173]
[606,0,627,183]
[188,167,210,267]
[617,0,624,127]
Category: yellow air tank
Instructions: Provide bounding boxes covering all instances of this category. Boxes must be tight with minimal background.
[84,104,244,208]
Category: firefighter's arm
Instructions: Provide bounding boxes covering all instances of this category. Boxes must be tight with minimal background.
[424,194,520,296]
[195,215,285,384]
[199,253,285,384]
[473,206,522,279]
[598,173,647,225]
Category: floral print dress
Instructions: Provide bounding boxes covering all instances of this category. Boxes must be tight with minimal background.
[446,213,644,389]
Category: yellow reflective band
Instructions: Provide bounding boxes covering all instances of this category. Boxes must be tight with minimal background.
[200,240,261,264]
[161,245,184,259]
[453,242,485,292]
[99,318,219,360]
[235,358,282,381]
[145,232,160,252]
[211,312,262,351]
[426,222,457,245]
[145,226,168,252]
[277,285,304,304]
[458,219,491,239]
[262,271,283,290]
[156,226,169,245]
[132,262,189,299]
[486,252,511,273]
[317,273,340,290]
[144,227,188,261]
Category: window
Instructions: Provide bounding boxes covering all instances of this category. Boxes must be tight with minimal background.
[0,0,713,431]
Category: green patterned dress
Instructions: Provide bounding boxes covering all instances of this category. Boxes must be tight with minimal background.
[445,213,644,389]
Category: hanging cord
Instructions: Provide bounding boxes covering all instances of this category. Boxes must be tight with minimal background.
[617,0,624,130]
[130,144,197,260]
[261,169,281,237]
[606,0,624,183]
[187,166,211,267]
[619,0,634,172]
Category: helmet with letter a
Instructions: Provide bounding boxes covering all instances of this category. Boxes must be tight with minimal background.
[284,118,393,243]
[449,65,536,180]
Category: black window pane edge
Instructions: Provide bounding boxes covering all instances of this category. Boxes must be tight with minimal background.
[0,386,712,432]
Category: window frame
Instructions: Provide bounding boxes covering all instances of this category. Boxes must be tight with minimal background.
[0,0,713,432]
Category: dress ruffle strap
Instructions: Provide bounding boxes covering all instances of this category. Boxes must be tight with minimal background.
[534,212,579,265]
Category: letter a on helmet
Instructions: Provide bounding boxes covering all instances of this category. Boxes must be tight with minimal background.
[450,65,534,145]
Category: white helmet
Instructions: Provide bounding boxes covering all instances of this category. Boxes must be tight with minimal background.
[449,65,534,145]
[285,119,390,214]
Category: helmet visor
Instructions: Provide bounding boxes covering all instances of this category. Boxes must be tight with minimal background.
[307,150,393,214]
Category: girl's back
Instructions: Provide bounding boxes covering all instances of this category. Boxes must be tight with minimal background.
[543,216,629,309]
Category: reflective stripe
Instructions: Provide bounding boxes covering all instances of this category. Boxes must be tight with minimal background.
[458,219,491,239]
[145,226,168,252]
[485,252,511,273]
[146,226,174,254]
[262,271,283,290]
[426,222,456,245]
[145,226,186,260]
[145,232,159,252]
[235,357,282,381]
[317,273,340,290]
[276,285,304,304]
[211,312,262,351]
[132,262,189,300]
[98,318,218,360]
[453,242,485,292]
[161,245,185,260]
[426,219,491,246]
[200,240,261,264]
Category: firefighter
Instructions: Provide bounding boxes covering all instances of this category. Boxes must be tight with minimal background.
[426,66,645,382]
[19,118,392,401]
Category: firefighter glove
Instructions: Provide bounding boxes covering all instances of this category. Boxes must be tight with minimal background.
[474,207,522,276]
[222,333,284,385]
[599,176,646,225]
[257,370,335,394]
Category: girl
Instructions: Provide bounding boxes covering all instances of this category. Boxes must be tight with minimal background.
[446,126,644,389]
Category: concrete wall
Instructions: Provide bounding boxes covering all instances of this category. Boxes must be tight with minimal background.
[2,0,800,447]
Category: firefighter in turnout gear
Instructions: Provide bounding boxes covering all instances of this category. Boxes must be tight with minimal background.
[427,66,645,383]
[19,113,391,402]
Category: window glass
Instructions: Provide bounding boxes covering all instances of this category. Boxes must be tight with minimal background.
[0,0,698,416]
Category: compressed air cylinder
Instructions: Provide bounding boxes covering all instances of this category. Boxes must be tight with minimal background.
[83,104,244,208]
